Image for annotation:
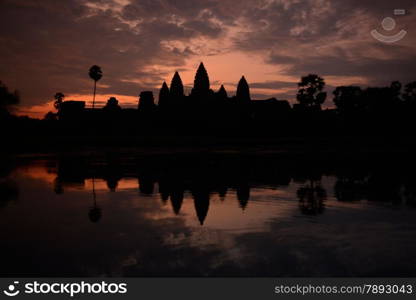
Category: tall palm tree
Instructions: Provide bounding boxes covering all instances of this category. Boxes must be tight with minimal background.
[88,65,103,109]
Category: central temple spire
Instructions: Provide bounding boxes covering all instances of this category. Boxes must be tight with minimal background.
[191,62,210,97]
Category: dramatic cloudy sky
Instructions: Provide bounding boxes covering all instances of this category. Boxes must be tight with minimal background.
[1,0,416,118]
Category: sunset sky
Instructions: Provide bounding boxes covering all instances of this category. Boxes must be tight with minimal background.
[1,0,416,118]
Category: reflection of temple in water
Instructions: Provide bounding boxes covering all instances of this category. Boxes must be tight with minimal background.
[48,154,416,224]
[49,155,268,224]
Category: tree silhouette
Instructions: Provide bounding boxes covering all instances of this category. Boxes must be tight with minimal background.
[296,74,326,109]
[236,76,251,103]
[170,71,184,99]
[388,81,402,107]
[44,111,58,121]
[362,83,402,113]
[333,86,363,114]
[390,81,402,97]
[54,92,65,111]
[0,81,19,116]
[403,81,416,104]
[88,65,103,109]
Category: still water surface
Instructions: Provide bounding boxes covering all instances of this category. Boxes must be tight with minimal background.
[0,153,415,276]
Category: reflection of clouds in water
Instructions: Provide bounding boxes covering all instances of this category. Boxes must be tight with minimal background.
[12,163,57,184]
[2,168,253,276]
[233,207,416,276]
[0,164,298,276]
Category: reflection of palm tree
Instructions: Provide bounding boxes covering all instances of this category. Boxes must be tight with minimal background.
[88,65,103,109]
[297,180,326,215]
[89,177,102,223]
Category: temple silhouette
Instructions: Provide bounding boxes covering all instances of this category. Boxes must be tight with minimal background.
[58,62,291,126]
[35,62,414,141]
[47,151,416,225]
[2,61,416,150]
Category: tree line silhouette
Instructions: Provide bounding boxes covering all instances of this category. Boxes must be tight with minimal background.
[2,62,416,142]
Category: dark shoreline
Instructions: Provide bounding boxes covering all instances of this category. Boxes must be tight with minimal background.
[2,134,416,157]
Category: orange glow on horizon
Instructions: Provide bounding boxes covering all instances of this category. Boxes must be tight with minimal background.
[17,93,139,119]
[16,54,368,119]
